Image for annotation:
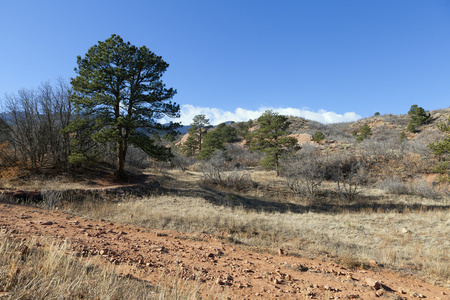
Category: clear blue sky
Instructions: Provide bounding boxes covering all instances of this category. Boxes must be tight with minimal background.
[1,1,449,124]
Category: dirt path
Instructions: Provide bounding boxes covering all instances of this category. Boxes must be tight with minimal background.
[0,202,448,299]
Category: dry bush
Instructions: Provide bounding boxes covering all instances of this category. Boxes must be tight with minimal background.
[126,146,152,169]
[320,153,368,200]
[376,176,410,195]
[281,146,325,199]
[201,151,227,184]
[201,151,256,191]
[411,179,441,200]
[309,121,354,143]
[225,144,263,168]
[170,149,197,172]
[377,176,443,200]
[378,114,410,126]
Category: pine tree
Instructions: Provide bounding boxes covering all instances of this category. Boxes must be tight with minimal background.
[356,124,372,142]
[246,110,299,176]
[407,105,431,133]
[428,116,450,182]
[312,131,325,142]
[197,130,226,160]
[182,114,210,156]
[66,34,179,178]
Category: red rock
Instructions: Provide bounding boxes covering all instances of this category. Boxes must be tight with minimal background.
[365,278,381,290]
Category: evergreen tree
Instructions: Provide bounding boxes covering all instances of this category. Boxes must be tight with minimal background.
[356,124,372,142]
[182,114,210,156]
[407,105,431,133]
[66,34,179,178]
[428,116,450,182]
[197,130,226,160]
[312,131,325,142]
[246,110,299,176]
[215,122,238,142]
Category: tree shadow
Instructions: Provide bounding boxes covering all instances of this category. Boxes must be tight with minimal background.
[155,174,449,214]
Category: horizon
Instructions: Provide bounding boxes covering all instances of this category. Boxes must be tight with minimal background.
[1,1,449,125]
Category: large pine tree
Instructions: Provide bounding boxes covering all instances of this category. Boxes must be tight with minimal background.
[67,34,179,178]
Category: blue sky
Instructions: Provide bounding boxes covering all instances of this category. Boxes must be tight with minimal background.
[1,1,449,124]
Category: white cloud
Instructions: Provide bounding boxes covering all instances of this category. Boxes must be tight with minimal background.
[161,104,361,125]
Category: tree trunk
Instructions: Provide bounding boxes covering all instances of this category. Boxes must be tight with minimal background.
[275,153,280,176]
[116,140,126,179]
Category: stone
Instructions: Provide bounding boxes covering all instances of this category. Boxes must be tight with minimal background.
[365,278,381,290]
[40,221,53,225]
[368,259,377,267]
[401,227,412,234]
[278,248,284,255]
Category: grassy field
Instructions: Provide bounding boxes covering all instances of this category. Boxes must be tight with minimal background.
[60,169,450,288]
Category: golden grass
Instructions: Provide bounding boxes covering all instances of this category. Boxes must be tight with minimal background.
[1,176,88,190]
[62,170,450,288]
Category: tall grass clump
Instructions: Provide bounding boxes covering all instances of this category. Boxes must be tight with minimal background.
[0,233,212,299]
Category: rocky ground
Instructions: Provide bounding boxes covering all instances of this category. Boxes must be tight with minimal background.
[0,202,448,299]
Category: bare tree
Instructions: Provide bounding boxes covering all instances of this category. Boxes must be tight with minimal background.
[2,80,72,169]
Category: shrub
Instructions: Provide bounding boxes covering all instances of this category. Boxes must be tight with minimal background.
[200,151,256,191]
[225,144,263,168]
[281,147,325,199]
[376,176,410,195]
[170,149,196,172]
[325,153,368,200]
[411,179,440,199]
[312,131,325,142]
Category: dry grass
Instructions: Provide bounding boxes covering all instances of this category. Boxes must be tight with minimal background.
[0,232,219,299]
[1,176,89,190]
[62,170,450,288]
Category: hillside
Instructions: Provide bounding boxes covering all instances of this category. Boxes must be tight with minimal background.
[0,106,449,299]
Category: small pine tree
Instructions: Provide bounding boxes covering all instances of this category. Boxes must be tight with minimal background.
[428,116,450,182]
[356,124,372,142]
[312,131,325,142]
[374,112,380,116]
[407,105,431,133]
[182,114,210,156]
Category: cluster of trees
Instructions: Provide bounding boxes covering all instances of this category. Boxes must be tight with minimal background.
[181,110,300,176]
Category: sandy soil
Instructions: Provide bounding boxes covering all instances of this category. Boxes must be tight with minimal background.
[0,202,448,299]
